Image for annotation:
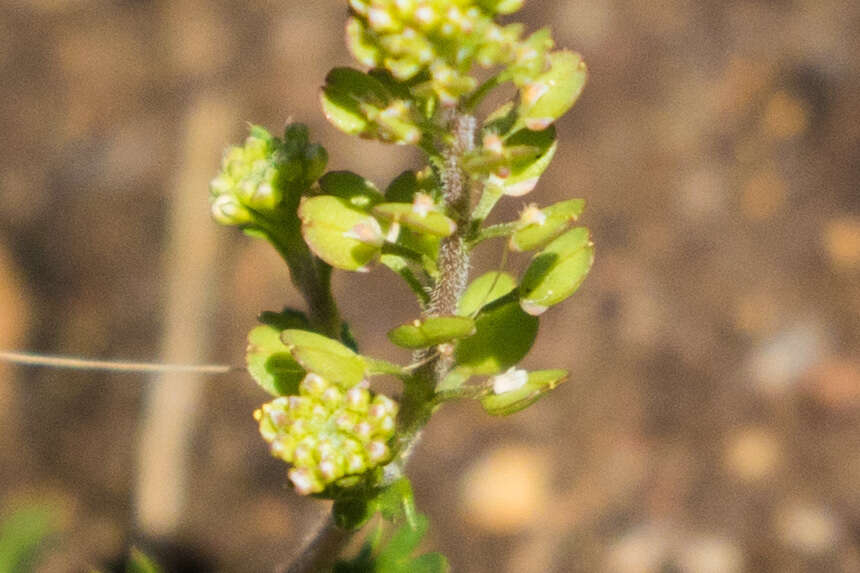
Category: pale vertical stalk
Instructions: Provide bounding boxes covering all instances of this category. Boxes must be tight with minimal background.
[134,95,236,537]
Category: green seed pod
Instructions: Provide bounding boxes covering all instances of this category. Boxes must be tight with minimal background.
[254,373,399,495]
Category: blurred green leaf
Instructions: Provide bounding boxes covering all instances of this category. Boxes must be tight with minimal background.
[321,67,390,136]
[481,369,568,416]
[280,329,367,388]
[126,547,163,573]
[0,505,56,573]
[519,227,594,316]
[247,325,306,396]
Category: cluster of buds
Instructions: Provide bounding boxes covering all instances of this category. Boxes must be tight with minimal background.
[346,0,525,105]
[209,124,327,226]
[254,373,399,495]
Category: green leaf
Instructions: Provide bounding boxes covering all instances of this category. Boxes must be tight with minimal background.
[246,325,305,396]
[280,329,367,388]
[126,547,163,573]
[373,203,457,238]
[257,308,310,331]
[377,514,428,570]
[333,497,374,531]
[519,227,594,316]
[457,271,517,317]
[387,316,476,349]
[299,195,383,271]
[481,369,568,416]
[319,171,384,209]
[518,51,587,131]
[411,553,450,573]
[321,67,390,137]
[455,295,539,374]
[509,198,585,252]
[375,478,418,527]
[386,170,420,203]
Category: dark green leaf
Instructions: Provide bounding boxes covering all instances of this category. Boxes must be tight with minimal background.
[455,295,539,374]
[319,171,384,209]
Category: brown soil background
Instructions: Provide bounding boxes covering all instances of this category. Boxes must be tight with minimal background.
[0,1,858,571]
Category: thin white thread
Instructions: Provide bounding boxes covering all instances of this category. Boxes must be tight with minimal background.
[0,350,240,375]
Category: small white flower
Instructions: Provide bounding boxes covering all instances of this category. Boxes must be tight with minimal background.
[412,192,435,218]
[492,367,528,394]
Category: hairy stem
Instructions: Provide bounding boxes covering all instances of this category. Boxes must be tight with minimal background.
[286,111,477,573]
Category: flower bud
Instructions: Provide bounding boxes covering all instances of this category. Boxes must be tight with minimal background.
[255,373,399,495]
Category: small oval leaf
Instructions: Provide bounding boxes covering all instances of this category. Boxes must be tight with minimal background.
[299,196,383,271]
[388,316,476,349]
[481,369,568,416]
[246,325,305,396]
[455,296,539,375]
[519,51,587,131]
[519,227,594,315]
[280,329,367,388]
[457,271,517,317]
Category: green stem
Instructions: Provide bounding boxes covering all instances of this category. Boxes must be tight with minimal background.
[254,213,342,339]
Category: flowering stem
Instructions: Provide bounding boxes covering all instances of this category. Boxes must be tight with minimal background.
[286,111,477,573]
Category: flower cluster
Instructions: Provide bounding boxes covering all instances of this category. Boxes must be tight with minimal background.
[209,124,327,226]
[346,0,526,104]
[254,373,399,495]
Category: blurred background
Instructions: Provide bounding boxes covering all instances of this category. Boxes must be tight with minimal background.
[0,0,858,571]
